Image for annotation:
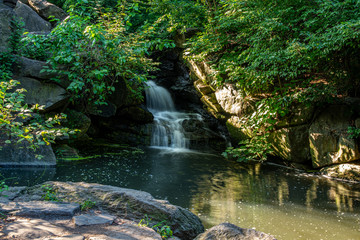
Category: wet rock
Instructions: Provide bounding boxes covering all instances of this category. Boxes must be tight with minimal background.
[0,201,80,218]
[53,144,80,159]
[117,106,154,124]
[15,76,68,111]
[73,214,116,226]
[2,218,69,239]
[321,163,360,182]
[309,105,360,168]
[195,223,277,240]
[14,1,51,32]
[24,181,204,240]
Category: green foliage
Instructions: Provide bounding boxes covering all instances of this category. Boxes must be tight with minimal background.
[348,126,360,139]
[41,184,59,201]
[80,200,96,211]
[20,33,51,61]
[138,215,173,239]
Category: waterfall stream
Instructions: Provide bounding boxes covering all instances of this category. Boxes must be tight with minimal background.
[145,80,201,149]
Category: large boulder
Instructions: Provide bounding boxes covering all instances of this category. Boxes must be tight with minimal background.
[27,0,67,24]
[21,181,204,240]
[15,76,68,111]
[0,4,15,52]
[14,1,51,32]
[13,56,59,80]
[195,223,276,240]
[269,125,311,163]
[0,139,56,166]
[309,105,360,168]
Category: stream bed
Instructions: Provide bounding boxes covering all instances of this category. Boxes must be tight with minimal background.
[1,148,360,240]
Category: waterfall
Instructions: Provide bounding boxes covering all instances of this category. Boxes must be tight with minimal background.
[145,81,200,149]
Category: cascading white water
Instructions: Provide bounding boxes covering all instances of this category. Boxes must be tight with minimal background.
[145,81,200,149]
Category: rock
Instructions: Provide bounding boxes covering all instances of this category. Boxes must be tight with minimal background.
[0,186,26,203]
[53,144,80,159]
[2,218,69,239]
[276,103,315,128]
[226,116,254,144]
[269,125,311,163]
[309,105,360,168]
[45,235,85,240]
[13,56,59,80]
[73,214,116,226]
[28,0,67,24]
[0,201,80,218]
[0,139,56,166]
[3,0,17,8]
[27,182,204,240]
[194,79,213,96]
[14,1,52,32]
[89,101,117,117]
[117,106,154,124]
[321,163,360,182]
[87,221,162,240]
[195,223,277,240]
[215,84,245,116]
[15,76,68,111]
[62,109,91,139]
[201,94,225,114]
[0,5,15,52]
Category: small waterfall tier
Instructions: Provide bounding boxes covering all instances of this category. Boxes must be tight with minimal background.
[145,81,202,149]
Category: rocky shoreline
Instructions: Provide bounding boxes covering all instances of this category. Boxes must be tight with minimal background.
[0,181,276,240]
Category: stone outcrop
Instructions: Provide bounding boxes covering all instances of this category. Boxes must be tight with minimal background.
[27,0,67,24]
[0,3,15,52]
[195,223,277,240]
[15,76,68,111]
[187,59,360,179]
[0,139,56,166]
[309,105,360,168]
[14,1,51,32]
[1,182,205,240]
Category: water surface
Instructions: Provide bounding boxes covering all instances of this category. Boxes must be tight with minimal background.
[1,148,360,240]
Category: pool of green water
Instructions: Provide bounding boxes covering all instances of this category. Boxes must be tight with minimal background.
[1,148,360,239]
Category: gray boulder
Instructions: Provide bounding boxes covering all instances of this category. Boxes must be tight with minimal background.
[15,76,68,111]
[195,223,277,240]
[14,1,51,32]
[0,4,15,52]
[23,181,204,240]
[28,0,67,24]
[321,163,360,182]
[14,56,58,80]
[0,139,56,166]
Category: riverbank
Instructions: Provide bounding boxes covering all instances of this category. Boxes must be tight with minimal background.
[0,181,276,240]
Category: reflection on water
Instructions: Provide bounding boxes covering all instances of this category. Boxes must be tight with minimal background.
[1,148,360,239]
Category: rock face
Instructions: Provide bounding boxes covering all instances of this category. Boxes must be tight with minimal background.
[195,223,277,240]
[14,1,51,32]
[309,105,360,168]
[22,181,204,240]
[15,76,68,111]
[0,3,15,52]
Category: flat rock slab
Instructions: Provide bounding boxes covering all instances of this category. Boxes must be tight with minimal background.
[2,218,68,239]
[73,214,116,226]
[0,201,80,219]
[86,223,162,240]
[44,234,85,240]
[0,186,26,203]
